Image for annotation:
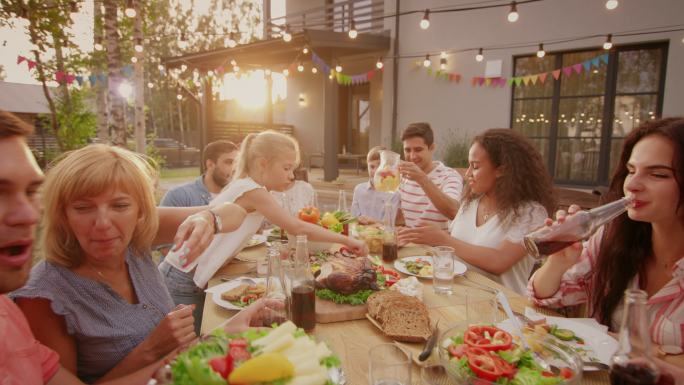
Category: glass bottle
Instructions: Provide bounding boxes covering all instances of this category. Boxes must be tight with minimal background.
[337,190,349,235]
[523,196,633,258]
[290,235,316,331]
[262,244,289,326]
[609,289,660,385]
[374,150,401,193]
[382,201,398,263]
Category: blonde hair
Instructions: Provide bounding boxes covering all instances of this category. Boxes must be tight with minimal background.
[367,146,386,162]
[232,131,300,182]
[42,144,159,267]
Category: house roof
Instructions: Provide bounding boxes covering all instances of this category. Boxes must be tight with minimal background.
[163,29,391,70]
[0,82,54,114]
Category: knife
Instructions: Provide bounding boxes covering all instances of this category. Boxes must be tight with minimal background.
[418,320,440,361]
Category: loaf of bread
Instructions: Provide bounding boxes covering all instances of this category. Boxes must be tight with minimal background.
[367,291,431,343]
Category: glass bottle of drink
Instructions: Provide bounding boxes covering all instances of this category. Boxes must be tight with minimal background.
[262,245,289,326]
[382,201,398,263]
[609,289,660,385]
[290,235,316,331]
[523,196,633,258]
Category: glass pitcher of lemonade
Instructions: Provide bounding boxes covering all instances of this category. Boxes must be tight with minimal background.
[374,150,401,193]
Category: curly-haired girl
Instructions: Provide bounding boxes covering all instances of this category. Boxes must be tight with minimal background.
[398,128,556,294]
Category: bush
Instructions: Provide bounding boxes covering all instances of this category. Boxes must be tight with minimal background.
[443,135,471,169]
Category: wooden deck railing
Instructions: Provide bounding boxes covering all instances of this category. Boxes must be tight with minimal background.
[208,121,295,144]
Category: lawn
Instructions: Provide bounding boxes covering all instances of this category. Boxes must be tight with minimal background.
[160,166,200,180]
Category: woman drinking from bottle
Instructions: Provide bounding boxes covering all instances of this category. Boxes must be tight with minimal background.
[529,118,684,349]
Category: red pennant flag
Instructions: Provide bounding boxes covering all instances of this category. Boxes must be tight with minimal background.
[367,70,376,81]
[27,60,37,70]
[55,71,65,83]
[17,55,26,65]
[539,73,548,84]
[471,77,479,86]
[477,77,485,86]
[573,63,583,74]
[499,77,507,87]
[66,74,76,85]
[552,70,561,80]
[562,67,573,76]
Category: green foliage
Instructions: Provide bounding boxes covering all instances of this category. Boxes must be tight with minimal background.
[146,132,166,169]
[54,87,96,150]
[443,134,471,169]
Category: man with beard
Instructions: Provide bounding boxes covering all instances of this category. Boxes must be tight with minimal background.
[159,139,238,334]
[161,140,239,206]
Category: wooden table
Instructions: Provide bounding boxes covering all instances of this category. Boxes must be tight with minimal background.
[201,245,680,385]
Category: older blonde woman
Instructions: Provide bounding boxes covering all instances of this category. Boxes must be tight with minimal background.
[10,144,246,383]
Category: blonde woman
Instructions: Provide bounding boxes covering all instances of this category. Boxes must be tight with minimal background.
[187,130,368,287]
[10,144,246,383]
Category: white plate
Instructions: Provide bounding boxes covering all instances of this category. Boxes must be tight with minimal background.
[244,234,267,248]
[498,316,619,370]
[394,256,467,278]
[205,277,267,310]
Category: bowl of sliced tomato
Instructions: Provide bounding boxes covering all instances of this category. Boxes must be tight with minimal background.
[438,321,582,385]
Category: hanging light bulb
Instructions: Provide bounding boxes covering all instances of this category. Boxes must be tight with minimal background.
[335,63,343,72]
[131,56,138,63]
[264,68,272,76]
[439,58,447,70]
[94,42,103,51]
[423,54,431,67]
[420,9,430,30]
[176,94,182,100]
[329,72,334,80]
[348,19,358,39]
[283,68,290,76]
[507,1,519,22]
[605,0,618,10]
[376,57,384,69]
[124,0,136,18]
[536,43,545,58]
[180,64,187,72]
[282,25,292,42]
[207,70,214,77]
[311,67,318,74]
[297,62,304,72]
[230,59,237,66]
[302,45,309,54]
[134,38,143,53]
[147,82,154,89]
[603,34,613,50]
[475,48,484,62]
[157,64,165,71]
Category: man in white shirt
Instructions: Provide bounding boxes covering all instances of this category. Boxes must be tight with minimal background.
[397,122,463,230]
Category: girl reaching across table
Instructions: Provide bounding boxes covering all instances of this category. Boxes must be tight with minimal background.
[529,118,684,349]
[177,130,368,289]
[397,129,556,294]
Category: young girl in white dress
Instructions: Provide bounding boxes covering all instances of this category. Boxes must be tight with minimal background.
[190,131,368,287]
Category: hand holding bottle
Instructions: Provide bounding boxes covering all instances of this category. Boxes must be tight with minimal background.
[544,204,584,269]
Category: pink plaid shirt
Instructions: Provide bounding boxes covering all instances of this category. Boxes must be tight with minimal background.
[527,227,684,349]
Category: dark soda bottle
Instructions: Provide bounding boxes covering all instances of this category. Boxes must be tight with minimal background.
[290,235,316,331]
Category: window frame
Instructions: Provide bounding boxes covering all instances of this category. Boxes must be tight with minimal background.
[510,41,668,186]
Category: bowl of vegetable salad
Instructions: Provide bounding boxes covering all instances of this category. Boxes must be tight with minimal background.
[438,321,582,385]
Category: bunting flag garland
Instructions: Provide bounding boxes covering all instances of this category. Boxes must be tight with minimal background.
[17,55,26,65]
[16,54,138,86]
[423,65,462,84]
[310,51,381,86]
[471,53,609,88]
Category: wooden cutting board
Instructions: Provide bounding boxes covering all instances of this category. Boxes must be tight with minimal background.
[315,297,368,323]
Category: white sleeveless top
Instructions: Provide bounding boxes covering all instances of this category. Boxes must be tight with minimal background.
[193,177,265,287]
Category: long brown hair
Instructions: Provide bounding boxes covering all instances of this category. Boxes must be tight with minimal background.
[592,117,684,325]
[461,129,556,226]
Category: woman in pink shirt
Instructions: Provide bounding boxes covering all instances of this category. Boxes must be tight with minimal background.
[529,118,684,349]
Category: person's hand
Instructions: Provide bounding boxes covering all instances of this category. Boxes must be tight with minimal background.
[142,304,196,359]
[357,215,378,225]
[654,356,684,385]
[172,210,215,267]
[544,204,583,268]
[398,161,428,186]
[397,222,450,246]
[346,238,369,256]
[220,298,286,334]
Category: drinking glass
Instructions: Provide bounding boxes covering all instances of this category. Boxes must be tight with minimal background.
[432,246,454,295]
[465,287,501,324]
[368,343,411,385]
[337,190,349,212]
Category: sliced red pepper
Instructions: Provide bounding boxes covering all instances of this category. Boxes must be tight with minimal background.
[560,367,573,379]
[229,345,251,362]
[491,354,517,379]
[466,347,502,381]
[209,353,234,379]
[448,344,468,358]
[229,338,248,348]
[464,325,512,352]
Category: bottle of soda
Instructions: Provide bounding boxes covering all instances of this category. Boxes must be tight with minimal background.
[381,201,398,263]
[609,289,660,385]
[523,196,633,258]
[290,235,316,331]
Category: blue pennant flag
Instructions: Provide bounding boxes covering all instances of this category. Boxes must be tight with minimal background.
[75,75,84,86]
[89,74,98,86]
[98,74,107,84]
[583,60,592,72]
[600,54,609,64]
[591,57,600,68]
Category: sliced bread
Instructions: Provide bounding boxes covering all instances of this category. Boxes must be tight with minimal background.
[367,291,431,343]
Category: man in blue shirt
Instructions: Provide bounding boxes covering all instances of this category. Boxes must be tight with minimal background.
[159,140,238,334]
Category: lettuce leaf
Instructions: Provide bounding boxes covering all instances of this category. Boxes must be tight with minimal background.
[511,367,563,385]
[321,355,341,368]
[315,288,374,305]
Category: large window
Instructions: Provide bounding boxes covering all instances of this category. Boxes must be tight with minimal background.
[511,42,667,186]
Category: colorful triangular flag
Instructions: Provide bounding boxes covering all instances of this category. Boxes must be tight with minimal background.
[552,70,561,80]
[591,58,600,68]
[539,73,548,84]
[562,67,573,76]
[583,60,592,72]
[572,63,583,74]
[17,55,26,65]
[514,77,523,86]
[600,53,609,64]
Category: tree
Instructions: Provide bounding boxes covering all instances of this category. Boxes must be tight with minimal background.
[103,0,125,146]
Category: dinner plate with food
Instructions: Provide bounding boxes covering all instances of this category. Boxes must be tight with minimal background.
[244,234,267,248]
[151,321,345,385]
[206,277,268,310]
[394,256,467,278]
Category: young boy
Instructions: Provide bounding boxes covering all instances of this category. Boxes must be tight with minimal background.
[351,146,400,224]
